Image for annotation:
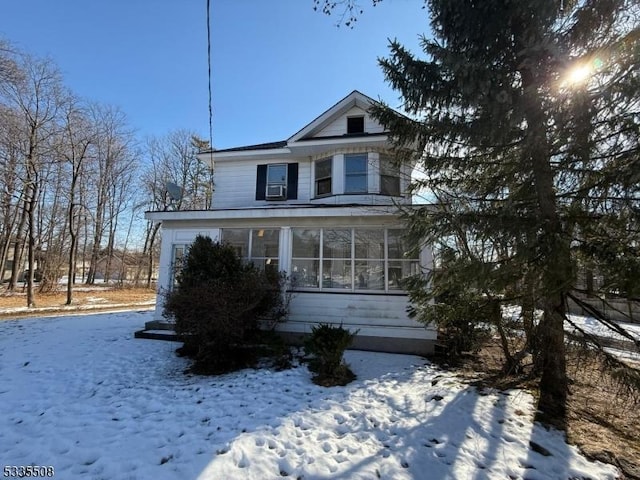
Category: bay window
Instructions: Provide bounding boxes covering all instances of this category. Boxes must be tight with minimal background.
[315,158,332,196]
[344,153,368,193]
[380,155,401,196]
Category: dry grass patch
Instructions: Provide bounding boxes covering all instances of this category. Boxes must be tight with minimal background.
[0,286,156,312]
[453,342,640,479]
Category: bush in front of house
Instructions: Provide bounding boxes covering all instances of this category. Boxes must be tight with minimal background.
[304,323,357,386]
[163,235,288,374]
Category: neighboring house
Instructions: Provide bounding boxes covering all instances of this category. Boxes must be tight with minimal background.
[145,91,436,354]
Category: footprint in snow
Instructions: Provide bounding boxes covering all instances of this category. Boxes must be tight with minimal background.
[334,454,348,464]
[334,413,347,424]
[235,452,250,468]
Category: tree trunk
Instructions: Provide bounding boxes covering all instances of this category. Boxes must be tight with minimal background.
[25,168,38,308]
[520,64,570,423]
[146,223,161,288]
[7,205,27,291]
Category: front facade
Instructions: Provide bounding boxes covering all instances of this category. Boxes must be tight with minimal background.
[146,91,436,354]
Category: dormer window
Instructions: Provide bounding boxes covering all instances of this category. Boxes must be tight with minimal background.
[266,164,287,199]
[347,116,365,134]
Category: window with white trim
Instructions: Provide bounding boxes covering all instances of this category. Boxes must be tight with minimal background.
[170,244,188,286]
[323,229,352,289]
[355,229,385,290]
[291,228,320,288]
[315,158,332,196]
[380,155,401,196]
[266,164,287,199]
[347,116,365,134]
[387,229,420,290]
[291,227,419,292]
[221,228,280,271]
[251,229,280,270]
[344,153,368,193]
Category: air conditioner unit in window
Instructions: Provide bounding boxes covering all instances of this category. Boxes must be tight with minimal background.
[265,184,286,200]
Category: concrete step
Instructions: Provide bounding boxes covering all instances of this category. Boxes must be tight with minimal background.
[143,320,175,331]
[134,329,179,342]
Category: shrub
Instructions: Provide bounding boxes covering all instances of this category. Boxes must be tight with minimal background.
[420,293,494,360]
[163,235,288,374]
[304,323,357,386]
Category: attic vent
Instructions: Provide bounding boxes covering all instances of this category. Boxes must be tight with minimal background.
[347,116,365,134]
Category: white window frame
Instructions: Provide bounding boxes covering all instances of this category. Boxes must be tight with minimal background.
[347,115,365,134]
[315,158,332,197]
[170,244,188,287]
[266,164,287,198]
[344,153,368,194]
[221,228,280,270]
[380,155,401,196]
[291,227,419,293]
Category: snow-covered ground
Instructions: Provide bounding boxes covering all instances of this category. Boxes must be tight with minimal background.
[567,314,640,343]
[0,311,620,479]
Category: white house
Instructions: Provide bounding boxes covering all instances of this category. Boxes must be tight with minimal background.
[144,91,436,354]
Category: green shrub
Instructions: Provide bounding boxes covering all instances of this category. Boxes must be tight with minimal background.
[163,235,289,374]
[304,323,357,386]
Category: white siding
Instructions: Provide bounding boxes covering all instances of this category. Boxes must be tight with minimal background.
[281,292,436,341]
[213,159,312,208]
[212,159,257,208]
[153,228,220,319]
[316,107,385,137]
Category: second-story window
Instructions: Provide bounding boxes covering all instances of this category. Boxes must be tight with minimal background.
[266,164,287,199]
[344,153,368,193]
[380,155,401,196]
[315,158,332,196]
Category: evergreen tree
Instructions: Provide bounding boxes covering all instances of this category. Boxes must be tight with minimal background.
[366,0,639,421]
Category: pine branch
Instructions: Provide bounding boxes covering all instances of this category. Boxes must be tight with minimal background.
[567,291,640,349]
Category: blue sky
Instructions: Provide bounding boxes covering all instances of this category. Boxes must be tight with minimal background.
[1,1,429,149]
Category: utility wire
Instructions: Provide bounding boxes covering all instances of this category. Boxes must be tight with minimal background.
[207,0,213,153]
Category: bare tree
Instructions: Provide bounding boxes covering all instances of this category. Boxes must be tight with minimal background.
[57,98,93,303]
[139,130,213,287]
[83,104,135,285]
[0,52,66,306]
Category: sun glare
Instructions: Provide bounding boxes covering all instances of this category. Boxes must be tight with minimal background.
[564,64,593,87]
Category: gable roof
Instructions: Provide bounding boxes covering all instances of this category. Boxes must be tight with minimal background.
[199,90,386,159]
[287,90,381,143]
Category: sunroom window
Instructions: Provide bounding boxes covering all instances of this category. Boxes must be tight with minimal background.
[291,227,419,292]
[323,229,352,289]
[291,229,320,288]
[251,229,280,271]
[344,153,368,193]
[387,229,420,290]
[355,229,384,290]
[221,228,280,271]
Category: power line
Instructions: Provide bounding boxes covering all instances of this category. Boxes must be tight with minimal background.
[206,0,213,152]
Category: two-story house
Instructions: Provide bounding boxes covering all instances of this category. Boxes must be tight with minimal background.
[144,91,436,354]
